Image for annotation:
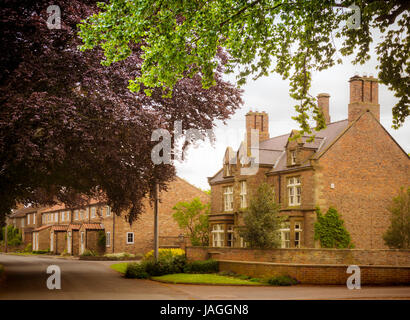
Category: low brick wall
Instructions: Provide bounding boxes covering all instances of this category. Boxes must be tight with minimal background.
[187,247,410,285]
[186,247,410,266]
[218,260,410,285]
[0,244,25,252]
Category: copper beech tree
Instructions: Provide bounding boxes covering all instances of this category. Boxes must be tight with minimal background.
[0,0,242,221]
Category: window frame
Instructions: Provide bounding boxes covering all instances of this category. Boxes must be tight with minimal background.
[240,181,247,209]
[279,222,291,248]
[211,224,225,247]
[287,176,301,206]
[226,224,234,247]
[106,206,111,217]
[223,186,234,212]
[91,207,96,218]
[106,232,111,247]
[126,232,134,244]
[294,222,303,248]
[290,150,297,165]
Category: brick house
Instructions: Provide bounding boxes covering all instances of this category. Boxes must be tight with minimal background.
[208,75,410,249]
[10,177,209,255]
[8,206,44,245]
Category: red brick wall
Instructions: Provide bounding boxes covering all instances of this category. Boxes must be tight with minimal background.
[314,111,410,249]
[186,247,410,266]
[218,260,410,285]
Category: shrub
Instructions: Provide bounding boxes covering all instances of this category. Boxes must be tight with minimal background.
[81,249,96,257]
[104,252,142,260]
[383,187,410,249]
[125,263,149,279]
[32,249,49,254]
[60,249,70,256]
[267,275,298,286]
[218,270,236,277]
[239,183,285,249]
[314,206,354,248]
[144,248,185,260]
[142,254,187,276]
[183,259,218,274]
[2,226,22,246]
[97,231,106,249]
[24,243,32,252]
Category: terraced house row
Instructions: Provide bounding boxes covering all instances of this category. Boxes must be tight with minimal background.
[208,75,410,249]
[7,177,209,255]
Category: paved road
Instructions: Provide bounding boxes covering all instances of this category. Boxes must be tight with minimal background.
[1,254,409,300]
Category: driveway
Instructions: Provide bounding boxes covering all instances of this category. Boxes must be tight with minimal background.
[1,254,409,300]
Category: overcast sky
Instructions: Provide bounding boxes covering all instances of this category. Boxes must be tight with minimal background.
[175,35,410,190]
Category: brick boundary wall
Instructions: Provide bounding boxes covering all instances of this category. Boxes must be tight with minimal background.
[186,247,410,285]
[186,247,410,266]
[0,244,26,252]
[218,260,410,285]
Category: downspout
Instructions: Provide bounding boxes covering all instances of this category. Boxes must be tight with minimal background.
[278,175,281,204]
[112,209,115,253]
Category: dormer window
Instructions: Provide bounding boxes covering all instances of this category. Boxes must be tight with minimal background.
[224,162,231,176]
[291,150,297,165]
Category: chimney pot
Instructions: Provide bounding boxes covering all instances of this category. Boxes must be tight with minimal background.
[317,93,331,125]
[245,110,269,156]
[348,74,379,123]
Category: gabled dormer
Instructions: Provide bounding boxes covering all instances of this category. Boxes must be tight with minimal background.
[223,147,236,177]
[285,130,302,167]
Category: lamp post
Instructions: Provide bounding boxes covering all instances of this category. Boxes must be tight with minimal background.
[4,216,8,253]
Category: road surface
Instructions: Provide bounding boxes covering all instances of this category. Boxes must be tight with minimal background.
[1,254,409,300]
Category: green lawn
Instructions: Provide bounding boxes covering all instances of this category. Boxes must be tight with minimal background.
[110,262,128,274]
[151,273,264,286]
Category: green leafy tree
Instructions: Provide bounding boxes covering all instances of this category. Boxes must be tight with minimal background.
[383,187,410,249]
[239,183,284,249]
[79,0,410,137]
[314,206,353,248]
[172,198,210,246]
[1,225,22,246]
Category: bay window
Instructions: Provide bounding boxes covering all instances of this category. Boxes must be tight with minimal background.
[212,224,224,247]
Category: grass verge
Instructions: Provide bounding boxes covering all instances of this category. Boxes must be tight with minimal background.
[110,262,128,274]
[151,273,264,286]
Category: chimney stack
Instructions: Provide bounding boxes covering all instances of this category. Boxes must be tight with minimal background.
[317,93,331,125]
[348,75,379,123]
[245,111,269,156]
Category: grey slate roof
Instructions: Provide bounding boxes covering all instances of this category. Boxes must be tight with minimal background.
[209,119,348,184]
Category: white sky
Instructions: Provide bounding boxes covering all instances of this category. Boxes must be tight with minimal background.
[175,35,410,190]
